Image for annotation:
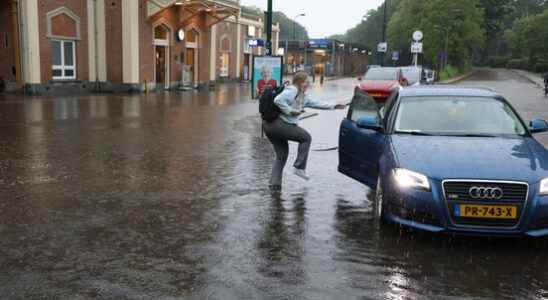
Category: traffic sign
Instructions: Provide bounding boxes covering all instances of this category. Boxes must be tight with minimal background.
[392,51,399,61]
[377,42,388,53]
[411,42,423,53]
[249,39,265,48]
[413,31,423,42]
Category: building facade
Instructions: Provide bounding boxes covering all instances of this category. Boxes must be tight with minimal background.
[0,0,279,94]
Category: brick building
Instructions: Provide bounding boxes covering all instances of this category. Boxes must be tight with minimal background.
[0,0,279,93]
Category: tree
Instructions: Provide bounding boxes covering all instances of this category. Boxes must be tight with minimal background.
[240,6,309,41]
[505,8,548,71]
[272,12,309,40]
[387,0,485,68]
[477,0,513,60]
[334,0,401,64]
[386,0,429,65]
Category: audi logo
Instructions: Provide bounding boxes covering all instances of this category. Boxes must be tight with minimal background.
[469,186,504,200]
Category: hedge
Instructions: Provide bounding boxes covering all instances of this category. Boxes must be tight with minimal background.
[506,58,530,70]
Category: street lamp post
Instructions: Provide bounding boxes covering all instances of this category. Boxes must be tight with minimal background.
[293,13,305,73]
[443,27,449,70]
[380,0,388,66]
[266,0,273,55]
[293,13,305,41]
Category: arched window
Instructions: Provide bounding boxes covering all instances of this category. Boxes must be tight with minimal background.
[46,7,80,80]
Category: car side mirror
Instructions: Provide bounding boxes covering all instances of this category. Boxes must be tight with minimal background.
[530,119,548,133]
[358,76,363,81]
[357,116,383,132]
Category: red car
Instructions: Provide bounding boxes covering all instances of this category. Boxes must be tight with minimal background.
[358,67,409,102]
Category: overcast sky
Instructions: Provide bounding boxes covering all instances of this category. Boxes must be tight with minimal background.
[240,0,385,38]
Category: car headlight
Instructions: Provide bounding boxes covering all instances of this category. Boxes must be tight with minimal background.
[540,178,548,195]
[393,168,431,191]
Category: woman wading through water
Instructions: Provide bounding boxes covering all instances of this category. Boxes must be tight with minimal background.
[263,72,346,192]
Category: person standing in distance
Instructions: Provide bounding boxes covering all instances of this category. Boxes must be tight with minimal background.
[544,71,548,96]
[263,72,346,191]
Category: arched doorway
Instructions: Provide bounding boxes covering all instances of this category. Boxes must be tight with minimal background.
[219,35,231,78]
[153,24,170,90]
[184,28,200,87]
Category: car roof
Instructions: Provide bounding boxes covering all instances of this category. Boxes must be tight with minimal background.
[369,67,398,71]
[400,66,421,70]
[399,85,500,98]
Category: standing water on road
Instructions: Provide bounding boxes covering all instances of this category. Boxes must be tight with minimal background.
[1,74,548,299]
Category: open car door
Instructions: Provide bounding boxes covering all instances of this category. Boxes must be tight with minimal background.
[338,87,386,189]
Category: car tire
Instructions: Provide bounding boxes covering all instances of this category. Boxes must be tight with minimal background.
[374,176,385,222]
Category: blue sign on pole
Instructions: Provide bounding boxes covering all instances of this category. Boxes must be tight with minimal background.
[249,39,265,48]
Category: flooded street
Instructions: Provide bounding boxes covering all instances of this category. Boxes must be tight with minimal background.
[1,69,548,299]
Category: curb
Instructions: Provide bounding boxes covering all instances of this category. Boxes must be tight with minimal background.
[440,69,478,84]
[510,69,544,89]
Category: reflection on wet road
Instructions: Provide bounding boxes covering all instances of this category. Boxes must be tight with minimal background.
[0,70,547,299]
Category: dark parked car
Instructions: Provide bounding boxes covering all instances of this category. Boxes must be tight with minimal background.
[339,86,548,236]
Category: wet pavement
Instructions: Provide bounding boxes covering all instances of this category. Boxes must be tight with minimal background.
[1,69,548,299]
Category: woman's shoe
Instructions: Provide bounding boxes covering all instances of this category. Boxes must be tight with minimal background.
[293,168,310,181]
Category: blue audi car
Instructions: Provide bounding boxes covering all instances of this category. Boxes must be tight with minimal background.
[339,86,548,237]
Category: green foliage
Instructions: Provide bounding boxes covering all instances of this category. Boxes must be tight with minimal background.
[387,0,485,68]
[335,0,401,63]
[534,60,548,73]
[240,6,309,41]
[333,0,548,68]
[504,8,548,70]
[272,11,309,40]
[439,65,461,81]
[506,57,530,69]
[486,56,510,68]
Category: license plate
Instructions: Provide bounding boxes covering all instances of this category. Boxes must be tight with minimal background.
[455,204,517,219]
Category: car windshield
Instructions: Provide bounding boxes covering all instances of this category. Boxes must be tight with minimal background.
[394,96,527,136]
[364,68,398,81]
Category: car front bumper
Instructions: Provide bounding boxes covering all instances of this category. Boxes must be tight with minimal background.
[382,178,548,237]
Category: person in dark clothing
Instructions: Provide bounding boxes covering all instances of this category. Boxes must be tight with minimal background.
[544,72,548,95]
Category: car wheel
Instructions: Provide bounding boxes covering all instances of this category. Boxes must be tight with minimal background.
[374,176,385,222]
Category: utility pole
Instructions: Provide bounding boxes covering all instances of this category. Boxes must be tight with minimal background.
[293,13,305,73]
[265,0,273,56]
[444,28,449,70]
[293,14,305,41]
[380,0,387,66]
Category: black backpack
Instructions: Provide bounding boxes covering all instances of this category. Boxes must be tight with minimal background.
[259,83,287,122]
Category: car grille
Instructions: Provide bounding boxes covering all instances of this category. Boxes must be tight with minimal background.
[443,181,529,228]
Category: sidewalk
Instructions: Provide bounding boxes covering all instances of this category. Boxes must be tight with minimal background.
[512,69,545,89]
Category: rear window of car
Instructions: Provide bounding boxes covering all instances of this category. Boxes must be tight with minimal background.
[364,68,398,81]
[401,68,421,84]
